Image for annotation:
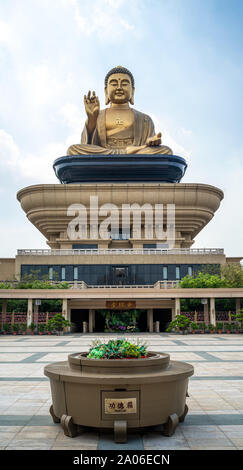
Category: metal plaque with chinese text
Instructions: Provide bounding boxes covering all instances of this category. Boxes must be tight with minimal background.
[105,398,137,414]
[106,301,136,310]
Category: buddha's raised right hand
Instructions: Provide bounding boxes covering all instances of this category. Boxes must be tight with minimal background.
[84,90,100,134]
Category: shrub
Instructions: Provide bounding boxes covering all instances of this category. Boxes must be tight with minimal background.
[20,323,27,332]
[2,323,11,333]
[166,314,191,333]
[12,323,20,333]
[37,323,46,333]
[47,314,71,333]
[29,322,36,332]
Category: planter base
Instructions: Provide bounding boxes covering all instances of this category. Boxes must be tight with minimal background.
[45,352,194,443]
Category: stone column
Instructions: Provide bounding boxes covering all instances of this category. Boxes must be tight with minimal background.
[34,303,39,325]
[175,298,181,316]
[27,298,33,327]
[1,300,7,327]
[203,300,209,324]
[236,298,241,315]
[89,309,95,333]
[62,298,69,333]
[171,307,175,321]
[210,298,216,326]
[62,298,68,319]
[147,309,153,332]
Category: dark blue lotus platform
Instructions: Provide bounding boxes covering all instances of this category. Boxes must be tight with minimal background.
[53,154,187,184]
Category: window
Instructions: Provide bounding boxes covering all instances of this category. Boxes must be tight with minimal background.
[48,267,53,281]
[61,267,66,281]
[111,228,129,240]
[188,266,193,276]
[162,266,168,280]
[176,266,180,280]
[73,266,78,280]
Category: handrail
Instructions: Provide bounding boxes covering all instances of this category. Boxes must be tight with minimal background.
[0,280,179,289]
[17,248,224,256]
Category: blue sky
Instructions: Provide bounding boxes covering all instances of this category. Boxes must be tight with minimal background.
[0,0,242,257]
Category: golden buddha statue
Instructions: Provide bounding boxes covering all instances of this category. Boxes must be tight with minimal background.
[67,66,173,156]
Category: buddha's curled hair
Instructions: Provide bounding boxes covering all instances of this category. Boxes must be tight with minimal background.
[104,66,135,87]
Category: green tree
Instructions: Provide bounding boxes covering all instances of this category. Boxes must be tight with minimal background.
[220,264,243,288]
[179,272,224,288]
[166,314,192,334]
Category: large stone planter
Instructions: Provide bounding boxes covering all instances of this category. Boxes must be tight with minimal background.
[44,352,194,442]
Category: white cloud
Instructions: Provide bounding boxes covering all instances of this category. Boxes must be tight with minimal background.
[0,130,20,168]
[150,114,192,160]
[0,20,12,43]
[0,129,64,183]
[72,0,136,38]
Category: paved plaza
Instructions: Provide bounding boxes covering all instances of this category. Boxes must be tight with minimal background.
[0,333,243,450]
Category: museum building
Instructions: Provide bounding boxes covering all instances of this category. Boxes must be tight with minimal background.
[0,66,242,332]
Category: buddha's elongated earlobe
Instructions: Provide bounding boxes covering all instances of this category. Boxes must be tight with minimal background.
[129,88,135,105]
[105,88,110,105]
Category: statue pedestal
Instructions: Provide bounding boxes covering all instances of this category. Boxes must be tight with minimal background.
[53,154,187,184]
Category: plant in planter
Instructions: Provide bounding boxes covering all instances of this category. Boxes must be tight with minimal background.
[46,323,53,335]
[47,314,71,335]
[232,311,243,332]
[37,323,46,335]
[2,323,11,334]
[29,322,36,335]
[199,322,206,334]
[166,315,191,335]
[232,322,240,334]
[225,322,232,334]
[20,322,27,335]
[11,323,20,335]
[216,322,223,334]
[190,322,199,334]
[208,323,215,334]
[87,339,148,359]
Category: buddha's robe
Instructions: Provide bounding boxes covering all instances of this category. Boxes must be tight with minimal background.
[67,108,173,156]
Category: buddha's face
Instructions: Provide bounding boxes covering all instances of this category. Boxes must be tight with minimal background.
[105,73,134,105]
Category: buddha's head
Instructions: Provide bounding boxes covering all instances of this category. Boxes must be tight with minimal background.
[104,66,135,105]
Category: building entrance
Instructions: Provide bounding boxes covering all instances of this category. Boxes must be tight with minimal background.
[153,309,172,332]
[71,309,89,333]
[111,266,130,285]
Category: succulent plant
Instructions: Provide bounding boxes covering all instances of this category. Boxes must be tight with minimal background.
[87,339,148,359]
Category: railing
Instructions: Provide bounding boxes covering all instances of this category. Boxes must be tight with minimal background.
[17,248,224,256]
[0,280,179,289]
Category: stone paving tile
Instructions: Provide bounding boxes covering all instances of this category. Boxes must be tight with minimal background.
[5,439,55,450]
[55,430,99,446]
[0,354,33,362]
[0,333,243,450]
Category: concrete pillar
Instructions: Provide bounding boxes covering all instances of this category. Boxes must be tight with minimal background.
[62,299,69,333]
[27,298,33,327]
[203,300,209,324]
[62,298,68,320]
[236,298,241,315]
[171,307,175,321]
[34,303,39,325]
[175,298,181,316]
[89,309,95,333]
[1,300,7,327]
[147,309,153,332]
[210,298,216,326]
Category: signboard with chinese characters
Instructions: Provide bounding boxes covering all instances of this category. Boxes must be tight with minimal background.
[105,398,137,414]
[106,301,136,310]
